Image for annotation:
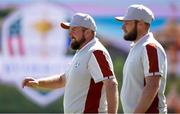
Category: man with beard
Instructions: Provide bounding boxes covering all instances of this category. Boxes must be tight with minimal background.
[22,13,119,113]
[115,4,167,113]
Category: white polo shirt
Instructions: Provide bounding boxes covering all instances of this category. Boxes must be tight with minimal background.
[121,32,167,113]
[64,37,115,113]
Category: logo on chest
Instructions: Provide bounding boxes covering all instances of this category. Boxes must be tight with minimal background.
[74,62,80,68]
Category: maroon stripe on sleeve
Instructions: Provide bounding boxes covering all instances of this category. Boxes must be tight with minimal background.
[84,78,103,113]
[146,44,159,74]
[93,50,113,77]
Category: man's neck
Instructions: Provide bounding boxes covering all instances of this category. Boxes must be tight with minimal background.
[79,37,94,49]
[134,32,148,43]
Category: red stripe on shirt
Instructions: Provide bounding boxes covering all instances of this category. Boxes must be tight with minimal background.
[93,50,113,77]
[146,44,159,74]
[144,78,159,113]
[84,78,103,113]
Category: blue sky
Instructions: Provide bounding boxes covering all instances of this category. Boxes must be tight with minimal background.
[0,0,180,17]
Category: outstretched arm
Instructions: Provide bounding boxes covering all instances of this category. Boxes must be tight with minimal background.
[22,74,66,89]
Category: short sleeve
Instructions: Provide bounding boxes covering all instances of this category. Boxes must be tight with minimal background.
[142,43,165,77]
[88,50,114,83]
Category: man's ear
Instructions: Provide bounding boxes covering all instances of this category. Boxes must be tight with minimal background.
[138,20,149,30]
[84,29,92,38]
[138,20,145,26]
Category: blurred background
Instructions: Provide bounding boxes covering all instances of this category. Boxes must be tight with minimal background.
[0,0,180,113]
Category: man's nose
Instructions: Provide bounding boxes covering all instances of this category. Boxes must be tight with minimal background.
[69,32,76,39]
[69,31,74,37]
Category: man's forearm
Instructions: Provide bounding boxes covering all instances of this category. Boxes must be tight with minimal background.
[37,74,66,89]
[134,76,160,113]
[104,78,119,113]
[134,84,159,113]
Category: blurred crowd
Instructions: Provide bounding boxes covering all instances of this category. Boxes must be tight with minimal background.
[154,17,180,113]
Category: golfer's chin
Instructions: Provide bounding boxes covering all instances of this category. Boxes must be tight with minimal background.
[123,32,127,37]
[123,34,128,40]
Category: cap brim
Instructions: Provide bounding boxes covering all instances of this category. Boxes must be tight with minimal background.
[115,16,125,21]
[60,22,70,29]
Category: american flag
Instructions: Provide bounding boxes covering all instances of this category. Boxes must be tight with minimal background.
[8,17,24,56]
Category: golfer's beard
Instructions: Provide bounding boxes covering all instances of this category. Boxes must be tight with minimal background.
[124,25,138,41]
[71,37,86,50]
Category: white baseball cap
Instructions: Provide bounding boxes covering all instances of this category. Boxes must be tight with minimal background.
[115,4,154,24]
[61,13,97,31]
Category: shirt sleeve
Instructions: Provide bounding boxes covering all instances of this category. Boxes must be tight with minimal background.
[88,50,115,83]
[142,43,165,77]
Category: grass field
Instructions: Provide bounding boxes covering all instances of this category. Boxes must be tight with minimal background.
[0,83,64,113]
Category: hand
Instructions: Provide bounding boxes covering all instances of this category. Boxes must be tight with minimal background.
[22,77,39,88]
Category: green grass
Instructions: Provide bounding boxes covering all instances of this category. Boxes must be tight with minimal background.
[113,56,125,113]
[0,83,64,113]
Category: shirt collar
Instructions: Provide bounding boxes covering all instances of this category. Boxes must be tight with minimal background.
[131,32,153,47]
[76,37,97,53]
